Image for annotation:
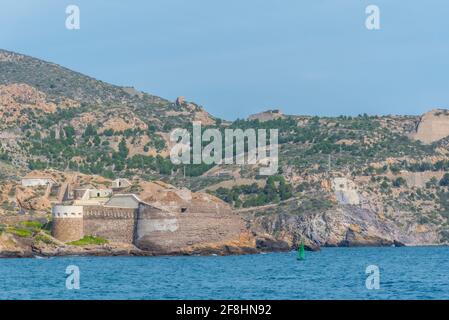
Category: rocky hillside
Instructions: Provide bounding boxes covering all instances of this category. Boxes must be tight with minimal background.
[0,49,216,176]
[3,48,449,253]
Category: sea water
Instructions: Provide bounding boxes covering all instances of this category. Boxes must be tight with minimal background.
[0,247,448,300]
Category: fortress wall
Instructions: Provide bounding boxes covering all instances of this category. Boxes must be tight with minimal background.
[83,206,137,243]
[50,199,244,249]
[51,205,84,242]
[135,204,245,253]
[52,218,84,242]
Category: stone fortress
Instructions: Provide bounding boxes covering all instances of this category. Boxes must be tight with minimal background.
[49,177,246,254]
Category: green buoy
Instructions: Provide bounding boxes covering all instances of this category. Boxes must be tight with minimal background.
[297,241,305,261]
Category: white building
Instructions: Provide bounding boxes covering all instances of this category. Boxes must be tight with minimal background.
[332,177,360,205]
[21,175,56,187]
[73,188,113,205]
[111,178,131,189]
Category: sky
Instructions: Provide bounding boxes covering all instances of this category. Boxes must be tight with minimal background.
[1,0,449,120]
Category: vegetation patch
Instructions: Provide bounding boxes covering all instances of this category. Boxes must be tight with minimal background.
[7,226,33,238]
[211,175,293,208]
[19,220,44,230]
[34,232,56,245]
[3,220,49,238]
[68,235,108,246]
[298,197,334,213]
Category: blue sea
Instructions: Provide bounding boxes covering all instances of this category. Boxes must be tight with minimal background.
[1,247,448,300]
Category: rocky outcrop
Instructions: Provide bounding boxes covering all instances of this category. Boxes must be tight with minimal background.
[31,241,147,257]
[0,233,33,258]
[173,96,216,125]
[247,204,439,248]
[411,109,449,144]
[175,96,186,106]
[248,109,285,122]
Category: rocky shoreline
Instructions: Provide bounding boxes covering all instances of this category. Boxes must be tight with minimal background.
[0,230,322,258]
[0,243,274,259]
[5,242,447,259]
[0,229,272,258]
[2,230,422,259]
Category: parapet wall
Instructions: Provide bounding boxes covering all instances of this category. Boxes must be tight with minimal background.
[52,204,83,218]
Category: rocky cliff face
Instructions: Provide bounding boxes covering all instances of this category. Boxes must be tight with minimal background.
[238,170,447,249]
[247,204,439,249]
[411,109,449,144]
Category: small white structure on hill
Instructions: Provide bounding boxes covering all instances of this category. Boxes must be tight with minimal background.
[21,174,56,187]
[111,178,131,189]
[105,194,143,209]
[73,187,113,205]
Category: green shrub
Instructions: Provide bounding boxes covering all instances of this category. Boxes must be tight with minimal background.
[34,233,56,245]
[440,173,449,186]
[440,230,449,243]
[68,236,108,246]
[20,220,44,230]
[7,227,33,237]
[393,177,407,188]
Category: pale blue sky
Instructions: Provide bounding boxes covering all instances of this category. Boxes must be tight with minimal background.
[1,0,449,120]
